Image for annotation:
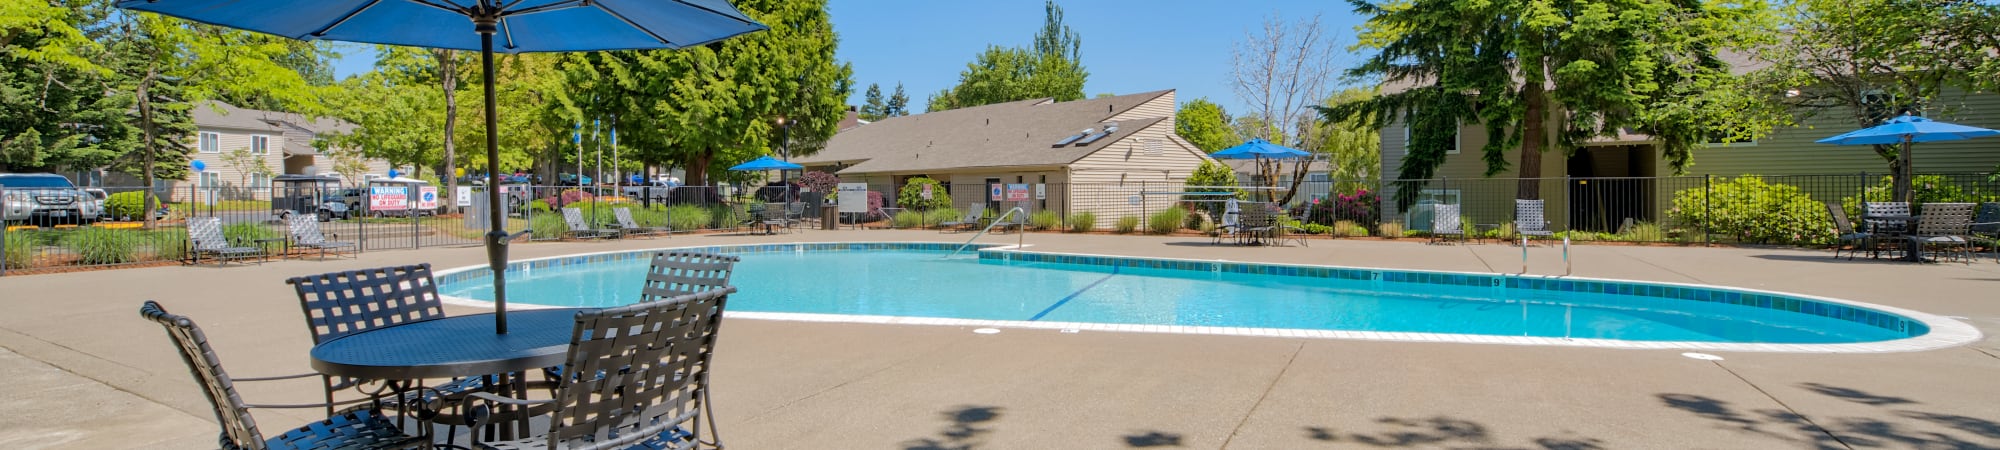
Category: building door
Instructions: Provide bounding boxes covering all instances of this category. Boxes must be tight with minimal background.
[1566,145,1656,233]
[984,177,1002,213]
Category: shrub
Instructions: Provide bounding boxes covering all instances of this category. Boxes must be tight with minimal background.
[892,210,925,228]
[1147,208,1187,234]
[627,206,669,228]
[543,189,594,209]
[1333,220,1369,237]
[1114,216,1140,234]
[665,205,712,231]
[1488,222,1516,239]
[1377,221,1403,237]
[1309,188,1381,227]
[1616,222,1667,242]
[1067,211,1097,233]
[799,171,840,196]
[1183,160,1243,219]
[221,222,282,254]
[865,191,886,221]
[150,229,187,261]
[1183,207,1208,230]
[63,227,138,264]
[1302,223,1332,235]
[531,212,568,239]
[528,199,553,214]
[1028,210,1062,230]
[105,191,157,220]
[1839,174,1994,219]
[923,208,960,227]
[710,204,747,229]
[5,231,36,267]
[1668,176,1833,245]
[895,177,951,211]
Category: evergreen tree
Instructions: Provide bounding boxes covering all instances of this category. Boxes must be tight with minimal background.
[927,0,1087,111]
[859,83,885,121]
[885,83,910,117]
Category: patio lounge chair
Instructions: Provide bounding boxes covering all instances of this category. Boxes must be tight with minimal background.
[561,207,620,239]
[464,288,737,450]
[1824,202,1874,260]
[1914,202,1975,264]
[140,301,424,450]
[288,213,356,260]
[187,216,264,265]
[1514,199,1555,243]
[1970,203,2000,262]
[1430,203,1465,245]
[286,263,487,417]
[939,203,985,233]
[613,207,669,238]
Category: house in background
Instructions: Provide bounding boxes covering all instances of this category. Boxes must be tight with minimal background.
[792,89,1212,227]
[127,102,404,202]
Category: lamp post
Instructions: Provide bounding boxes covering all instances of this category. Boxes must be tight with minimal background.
[775,116,793,203]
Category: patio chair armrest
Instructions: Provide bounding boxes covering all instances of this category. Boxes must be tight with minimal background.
[233,372,324,382]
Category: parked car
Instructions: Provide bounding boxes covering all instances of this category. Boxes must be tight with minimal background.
[0,173,102,226]
[621,178,680,201]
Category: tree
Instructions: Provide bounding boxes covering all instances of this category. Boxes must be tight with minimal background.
[1174,98,1238,153]
[1755,0,1996,203]
[0,1,130,173]
[1302,88,1380,191]
[859,83,885,121]
[927,0,1087,111]
[322,145,370,183]
[1229,14,1340,204]
[1327,0,1780,207]
[885,83,910,117]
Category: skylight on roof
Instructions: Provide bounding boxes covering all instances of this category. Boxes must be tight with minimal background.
[1052,128,1093,147]
[1073,129,1112,146]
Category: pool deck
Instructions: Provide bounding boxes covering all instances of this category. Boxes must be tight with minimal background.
[1,230,1996,449]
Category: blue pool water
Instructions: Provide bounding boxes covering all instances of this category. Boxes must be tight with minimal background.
[438,248,1922,344]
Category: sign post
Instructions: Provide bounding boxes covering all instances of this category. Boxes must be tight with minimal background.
[837,183,867,229]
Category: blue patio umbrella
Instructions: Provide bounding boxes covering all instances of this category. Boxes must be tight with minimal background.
[1209,138,1312,160]
[728,156,804,171]
[1817,115,1999,202]
[117,0,767,333]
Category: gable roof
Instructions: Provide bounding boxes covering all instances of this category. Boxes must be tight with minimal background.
[192,101,358,156]
[796,90,1175,174]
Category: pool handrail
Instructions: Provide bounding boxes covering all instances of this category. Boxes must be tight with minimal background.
[948,206,1028,258]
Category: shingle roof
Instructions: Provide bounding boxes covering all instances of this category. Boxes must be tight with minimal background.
[795,90,1175,174]
[192,101,358,156]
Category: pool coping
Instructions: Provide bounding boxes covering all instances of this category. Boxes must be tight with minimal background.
[431,242,1982,354]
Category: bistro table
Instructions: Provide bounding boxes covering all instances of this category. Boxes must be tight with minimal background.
[311,308,591,441]
[1862,214,1924,262]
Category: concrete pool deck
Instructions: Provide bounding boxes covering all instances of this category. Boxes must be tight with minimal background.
[1,230,1996,449]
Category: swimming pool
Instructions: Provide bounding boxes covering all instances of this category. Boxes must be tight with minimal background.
[434,243,1978,352]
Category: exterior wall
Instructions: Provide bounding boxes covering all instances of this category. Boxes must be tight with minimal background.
[1106,90,1176,132]
[1067,120,1212,229]
[1671,87,2000,177]
[184,125,285,201]
[1378,116,1567,229]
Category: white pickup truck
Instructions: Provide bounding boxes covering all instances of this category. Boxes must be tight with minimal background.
[621,176,681,201]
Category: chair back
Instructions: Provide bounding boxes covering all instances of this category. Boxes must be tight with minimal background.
[188,217,232,252]
[544,288,736,449]
[563,207,592,230]
[1514,200,1549,233]
[1240,203,1272,228]
[641,251,740,301]
[614,208,640,229]
[1434,204,1463,235]
[1864,202,1912,234]
[288,214,328,245]
[962,203,985,221]
[1973,203,2000,234]
[1825,202,1857,235]
[786,202,806,218]
[285,264,446,344]
[1917,202,1974,236]
[140,301,266,449]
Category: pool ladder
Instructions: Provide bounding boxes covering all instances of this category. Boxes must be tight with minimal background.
[947,207,1028,258]
[1516,235,1572,276]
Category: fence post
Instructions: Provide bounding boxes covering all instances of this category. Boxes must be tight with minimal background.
[1,183,7,277]
[411,201,421,249]
[1702,174,1712,246]
[1562,175,1571,233]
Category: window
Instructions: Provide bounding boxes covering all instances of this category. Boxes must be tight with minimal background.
[251,135,269,154]
[1144,139,1162,156]
[251,173,271,190]
[1403,119,1460,155]
[199,172,220,188]
[1405,189,1461,232]
[199,132,220,153]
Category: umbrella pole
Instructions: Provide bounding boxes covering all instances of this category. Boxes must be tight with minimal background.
[477,23,510,334]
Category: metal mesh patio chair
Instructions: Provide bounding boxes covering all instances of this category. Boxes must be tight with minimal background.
[1430,203,1465,245]
[1824,202,1875,260]
[140,301,423,450]
[1514,200,1555,243]
[642,251,740,300]
[286,264,487,417]
[563,207,620,239]
[938,203,984,233]
[1237,203,1275,245]
[466,288,737,450]
[1915,202,1975,264]
[612,208,667,238]
[188,216,265,265]
[784,202,808,232]
[288,214,357,260]
[1863,202,1915,259]
[1969,202,2000,262]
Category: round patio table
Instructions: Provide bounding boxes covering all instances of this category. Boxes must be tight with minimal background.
[310,308,590,380]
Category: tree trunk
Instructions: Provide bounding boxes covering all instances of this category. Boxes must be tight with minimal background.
[687,151,711,188]
[138,70,158,229]
[1893,141,1913,203]
[438,50,459,212]
[1516,80,1547,200]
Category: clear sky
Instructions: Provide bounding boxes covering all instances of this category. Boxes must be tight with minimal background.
[328,0,1366,115]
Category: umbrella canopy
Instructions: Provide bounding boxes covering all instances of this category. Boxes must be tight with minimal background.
[1210,138,1312,160]
[1815,115,2000,145]
[729,156,804,171]
[117,0,766,334]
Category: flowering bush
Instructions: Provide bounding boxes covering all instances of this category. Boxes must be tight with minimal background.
[543,189,595,209]
[1668,176,1833,245]
[799,171,840,196]
[1307,188,1380,228]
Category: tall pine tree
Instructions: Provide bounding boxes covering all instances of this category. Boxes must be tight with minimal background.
[927,0,1087,111]
[886,83,910,117]
[859,83,885,121]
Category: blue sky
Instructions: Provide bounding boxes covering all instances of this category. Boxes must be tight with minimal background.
[329,0,1365,115]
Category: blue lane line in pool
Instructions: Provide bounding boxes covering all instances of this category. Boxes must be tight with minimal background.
[1028,266,1120,321]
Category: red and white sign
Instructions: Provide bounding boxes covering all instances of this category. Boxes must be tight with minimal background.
[1005,184,1030,201]
[416,186,439,209]
[370,186,408,210]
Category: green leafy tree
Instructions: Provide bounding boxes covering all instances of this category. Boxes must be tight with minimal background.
[1326,0,1781,207]
[859,83,885,121]
[885,83,910,117]
[1301,88,1380,191]
[1754,0,1997,203]
[928,0,1087,110]
[218,146,272,191]
[0,1,130,173]
[1174,98,1237,153]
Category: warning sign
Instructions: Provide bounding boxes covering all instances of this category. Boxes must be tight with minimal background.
[369,186,408,210]
[1005,184,1030,201]
[417,186,439,209]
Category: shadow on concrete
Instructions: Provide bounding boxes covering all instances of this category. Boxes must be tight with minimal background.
[1160,241,1243,247]
[1748,254,1914,265]
[1659,385,2000,449]
[1300,417,1603,449]
[902,405,1003,450]
[1121,430,1182,447]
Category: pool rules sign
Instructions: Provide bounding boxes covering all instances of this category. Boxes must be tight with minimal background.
[837,183,868,213]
